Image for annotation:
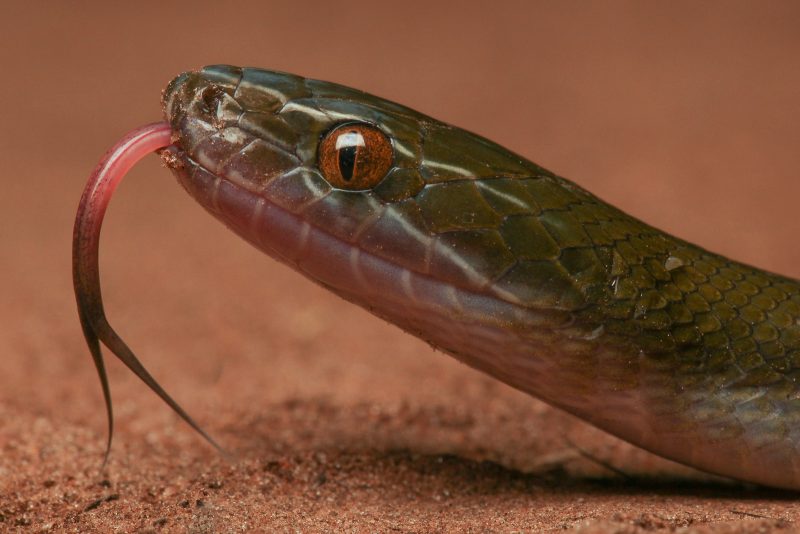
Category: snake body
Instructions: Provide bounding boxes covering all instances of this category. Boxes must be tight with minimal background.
[81,64,800,489]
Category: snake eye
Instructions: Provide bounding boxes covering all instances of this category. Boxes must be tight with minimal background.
[318,123,393,190]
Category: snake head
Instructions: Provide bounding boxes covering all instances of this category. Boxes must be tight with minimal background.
[161,66,600,322]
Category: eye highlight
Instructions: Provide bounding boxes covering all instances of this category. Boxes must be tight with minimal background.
[318,123,393,190]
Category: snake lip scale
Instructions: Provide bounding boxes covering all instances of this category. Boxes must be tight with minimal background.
[73,65,800,490]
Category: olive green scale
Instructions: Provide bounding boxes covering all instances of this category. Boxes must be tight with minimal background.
[409,170,800,412]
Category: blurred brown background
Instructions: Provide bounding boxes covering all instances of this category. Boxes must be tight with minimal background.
[1,2,800,532]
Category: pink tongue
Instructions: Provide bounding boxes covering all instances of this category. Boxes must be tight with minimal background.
[73,122,223,463]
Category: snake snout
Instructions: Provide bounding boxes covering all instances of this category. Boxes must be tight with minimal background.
[161,71,191,121]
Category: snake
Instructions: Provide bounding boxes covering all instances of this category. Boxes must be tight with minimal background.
[73,64,800,490]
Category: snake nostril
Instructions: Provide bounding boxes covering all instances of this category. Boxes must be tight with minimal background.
[199,85,225,114]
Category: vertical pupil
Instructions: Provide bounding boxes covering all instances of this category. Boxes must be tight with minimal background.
[338,141,358,181]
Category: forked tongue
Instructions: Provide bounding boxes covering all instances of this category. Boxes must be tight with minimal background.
[72,122,224,464]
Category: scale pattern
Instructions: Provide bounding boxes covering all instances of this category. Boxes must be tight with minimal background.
[163,65,800,489]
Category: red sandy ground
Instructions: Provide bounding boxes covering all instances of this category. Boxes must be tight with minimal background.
[2,3,800,532]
